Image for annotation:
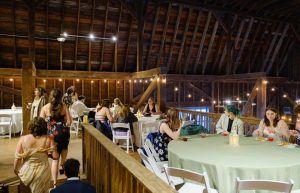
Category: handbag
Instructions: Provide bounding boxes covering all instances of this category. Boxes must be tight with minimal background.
[180,124,208,136]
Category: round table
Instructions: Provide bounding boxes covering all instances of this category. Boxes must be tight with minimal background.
[168,135,300,193]
[0,108,22,134]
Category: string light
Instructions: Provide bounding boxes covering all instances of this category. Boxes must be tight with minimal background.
[271,87,275,91]
[134,80,137,83]
[236,97,240,101]
[283,94,287,98]
[156,77,160,81]
[246,93,250,97]
[76,79,80,82]
[263,80,268,84]
[188,94,191,98]
[89,33,95,40]
[139,80,142,83]
[213,100,216,104]
[174,87,178,91]
[58,78,62,82]
[150,78,153,81]
[255,87,259,91]
[145,80,148,83]
[43,79,47,83]
[162,78,166,83]
[104,79,107,83]
[129,80,131,83]
[112,36,117,42]
[91,80,94,84]
[201,98,204,102]
[9,78,13,82]
[117,81,120,84]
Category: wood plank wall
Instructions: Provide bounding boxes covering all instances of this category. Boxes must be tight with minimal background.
[81,123,177,193]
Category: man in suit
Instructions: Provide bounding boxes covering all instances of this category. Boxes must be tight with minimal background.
[50,158,96,193]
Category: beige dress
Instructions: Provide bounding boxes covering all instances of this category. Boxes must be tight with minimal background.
[15,147,52,193]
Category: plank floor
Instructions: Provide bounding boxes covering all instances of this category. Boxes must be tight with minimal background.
[0,132,140,183]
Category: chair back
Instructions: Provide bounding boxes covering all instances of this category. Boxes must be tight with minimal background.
[137,149,154,173]
[111,123,130,130]
[145,139,161,162]
[0,114,12,124]
[235,177,294,193]
[164,166,211,191]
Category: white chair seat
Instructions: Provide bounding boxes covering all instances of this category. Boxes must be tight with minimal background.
[292,189,300,193]
[179,182,218,193]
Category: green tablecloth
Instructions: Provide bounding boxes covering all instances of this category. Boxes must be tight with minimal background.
[168,135,300,193]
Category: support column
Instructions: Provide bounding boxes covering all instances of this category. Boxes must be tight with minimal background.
[157,76,167,112]
[256,79,267,118]
[211,81,215,112]
[22,58,36,135]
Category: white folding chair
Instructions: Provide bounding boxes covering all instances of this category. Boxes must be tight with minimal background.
[137,148,155,173]
[141,121,158,145]
[0,114,13,139]
[144,140,168,172]
[69,108,81,134]
[111,123,134,153]
[164,166,218,193]
[235,177,294,193]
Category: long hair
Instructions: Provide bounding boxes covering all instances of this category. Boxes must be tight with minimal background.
[166,108,180,129]
[49,89,63,118]
[97,99,110,112]
[119,104,130,118]
[114,98,123,107]
[28,117,48,137]
[264,107,280,127]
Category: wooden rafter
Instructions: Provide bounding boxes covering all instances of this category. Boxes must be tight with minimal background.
[211,30,225,72]
[146,6,160,70]
[291,25,300,42]
[202,20,219,74]
[166,6,182,71]
[278,41,294,75]
[250,22,271,70]
[124,17,133,72]
[244,21,262,73]
[183,11,201,74]
[175,8,192,74]
[114,5,122,72]
[59,0,64,70]
[233,17,254,73]
[46,0,49,69]
[118,0,137,19]
[100,0,109,71]
[217,15,238,73]
[156,3,172,67]
[267,23,289,73]
[193,11,212,73]
[261,23,282,71]
[212,11,229,34]
[234,19,245,50]
[74,0,81,70]
[88,0,96,71]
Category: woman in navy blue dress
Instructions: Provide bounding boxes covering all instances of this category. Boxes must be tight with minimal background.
[153,108,182,161]
[40,89,72,187]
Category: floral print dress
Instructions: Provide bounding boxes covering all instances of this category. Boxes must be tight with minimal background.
[47,115,70,154]
[153,125,173,161]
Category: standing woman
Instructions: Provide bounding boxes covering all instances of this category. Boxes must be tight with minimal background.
[14,117,58,193]
[29,87,46,120]
[143,97,160,115]
[253,107,289,141]
[40,89,72,187]
[153,108,181,161]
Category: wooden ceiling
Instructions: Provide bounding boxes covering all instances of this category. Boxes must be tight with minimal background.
[0,0,299,76]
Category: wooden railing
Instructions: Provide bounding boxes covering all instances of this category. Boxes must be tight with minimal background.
[175,108,261,135]
[81,123,177,193]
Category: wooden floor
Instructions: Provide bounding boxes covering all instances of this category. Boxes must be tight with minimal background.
[0,132,140,183]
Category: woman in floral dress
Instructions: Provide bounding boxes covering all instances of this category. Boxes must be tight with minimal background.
[153,108,181,161]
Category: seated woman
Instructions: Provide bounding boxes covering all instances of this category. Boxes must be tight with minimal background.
[143,97,160,115]
[153,108,181,161]
[111,98,124,119]
[14,117,59,192]
[95,99,114,139]
[253,107,290,141]
[216,105,244,135]
[290,104,300,139]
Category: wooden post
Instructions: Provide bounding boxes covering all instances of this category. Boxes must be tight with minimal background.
[157,77,161,110]
[22,58,36,135]
[256,79,267,118]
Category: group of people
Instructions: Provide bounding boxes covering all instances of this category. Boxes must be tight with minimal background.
[14,87,96,193]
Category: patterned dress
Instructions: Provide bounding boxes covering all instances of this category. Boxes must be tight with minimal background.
[46,115,70,154]
[153,125,173,161]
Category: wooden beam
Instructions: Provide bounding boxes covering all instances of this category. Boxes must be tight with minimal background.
[88,0,96,71]
[241,80,260,116]
[136,0,145,72]
[114,5,122,72]
[267,23,289,73]
[22,59,36,135]
[28,4,36,63]
[193,11,212,73]
[132,67,161,79]
[59,0,64,70]
[156,3,172,67]
[124,17,133,72]
[184,11,201,74]
[212,11,229,34]
[166,6,182,71]
[233,17,254,73]
[261,23,282,72]
[202,20,219,74]
[0,68,22,76]
[256,79,266,118]
[291,25,300,42]
[100,0,109,71]
[146,6,160,70]
[136,80,157,109]
[12,1,17,68]
[118,0,137,19]
[234,19,245,50]
[175,8,192,74]
[74,0,81,70]
[46,0,49,69]
[278,41,294,75]
[186,82,211,100]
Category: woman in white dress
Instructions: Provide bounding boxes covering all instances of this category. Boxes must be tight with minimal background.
[253,107,290,141]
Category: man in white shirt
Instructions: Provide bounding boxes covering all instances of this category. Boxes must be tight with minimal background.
[71,95,90,120]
